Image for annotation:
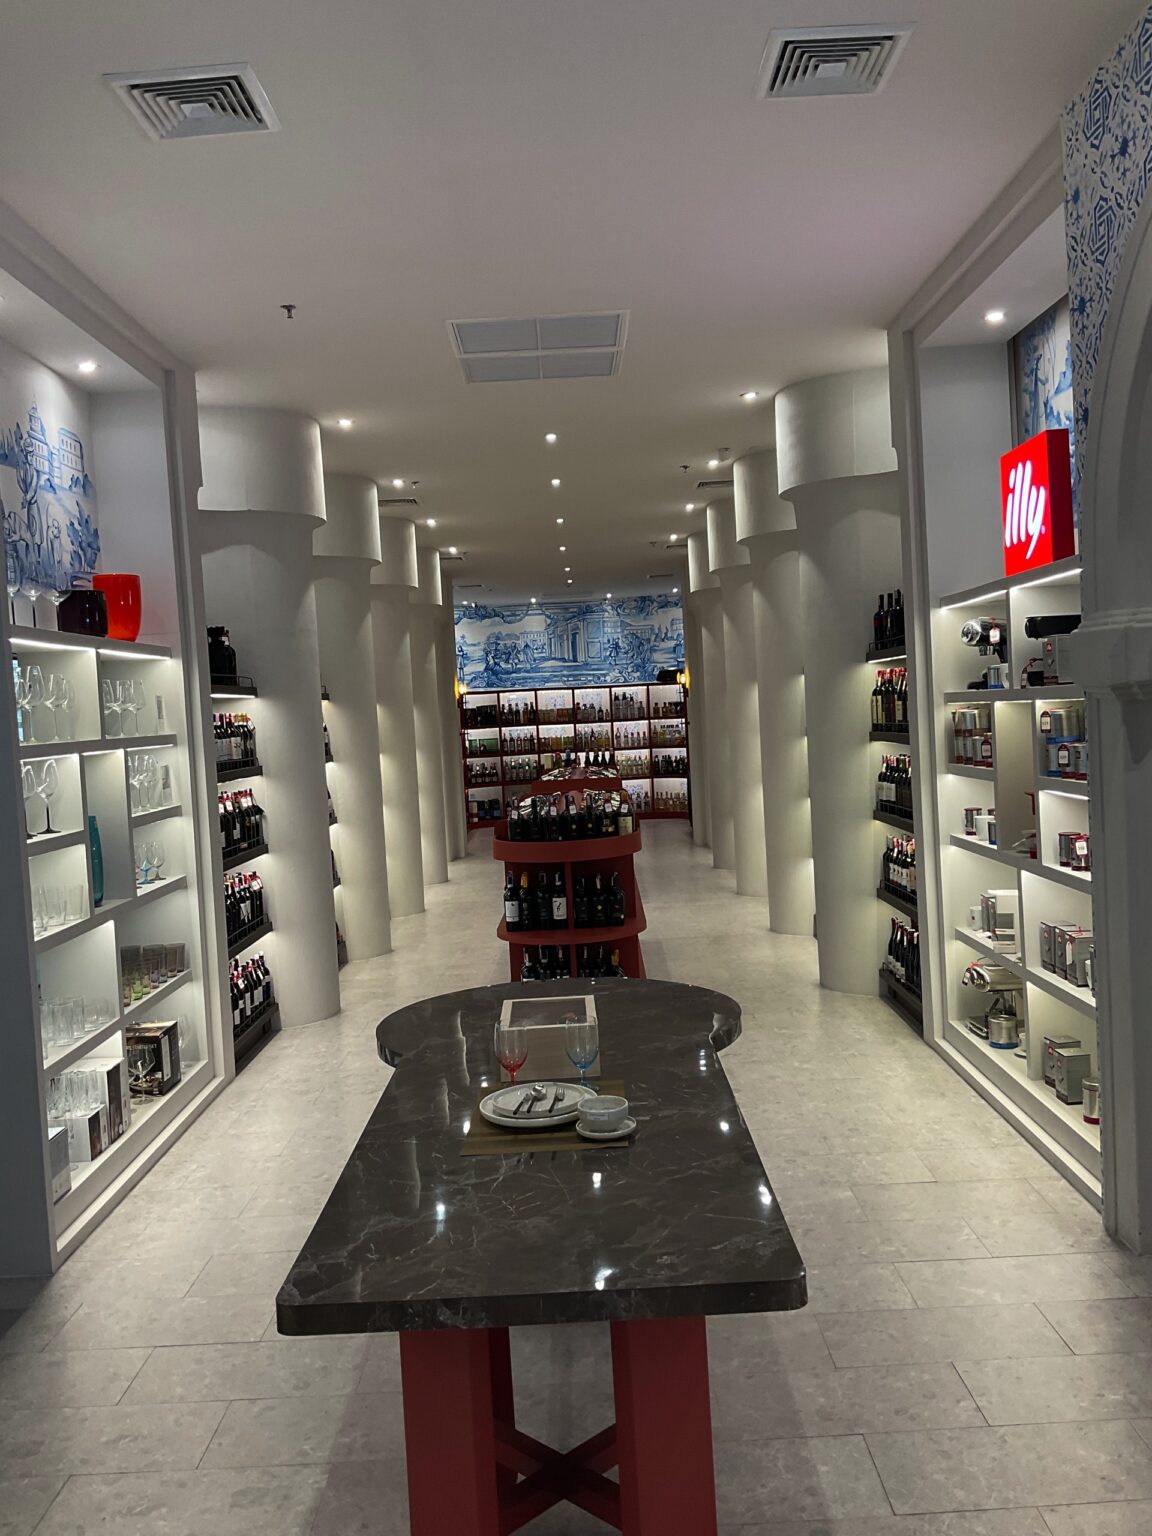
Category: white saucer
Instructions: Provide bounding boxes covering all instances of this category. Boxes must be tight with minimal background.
[575,1116,637,1141]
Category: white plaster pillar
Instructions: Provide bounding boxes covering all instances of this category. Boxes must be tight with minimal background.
[410,548,450,887]
[682,598,709,847]
[687,531,733,870]
[313,474,391,960]
[735,449,815,935]
[198,407,340,1028]
[435,585,467,861]
[707,502,768,897]
[776,370,901,994]
[371,520,424,917]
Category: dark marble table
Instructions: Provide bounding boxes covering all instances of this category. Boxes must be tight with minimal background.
[277,978,806,1536]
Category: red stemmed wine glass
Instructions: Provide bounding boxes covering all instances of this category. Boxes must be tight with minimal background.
[494,1023,529,1087]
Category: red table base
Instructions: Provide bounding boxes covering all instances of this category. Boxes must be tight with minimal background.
[399,1315,717,1536]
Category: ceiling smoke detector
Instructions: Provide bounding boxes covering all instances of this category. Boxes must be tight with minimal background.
[104,63,281,141]
[756,25,912,99]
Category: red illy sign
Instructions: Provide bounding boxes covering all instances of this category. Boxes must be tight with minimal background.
[1000,428,1076,578]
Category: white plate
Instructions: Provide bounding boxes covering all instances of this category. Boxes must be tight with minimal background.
[576,1116,637,1141]
[478,1082,596,1129]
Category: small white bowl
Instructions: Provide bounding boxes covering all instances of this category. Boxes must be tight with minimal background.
[577,1094,629,1133]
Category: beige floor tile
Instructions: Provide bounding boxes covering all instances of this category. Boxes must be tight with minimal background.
[32,1467,330,1536]
[1039,1297,1152,1355]
[716,1514,1051,1536]
[789,1218,989,1266]
[122,1338,368,1403]
[50,1294,273,1351]
[817,1305,1070,1368]
[188,1251,297,1299]
[0,1475,66,1536]
[1040,1505,1152,1536]
[712,1435,893,1523]
[303,1458,411,1536]
[957,1352,1152,1425]
[804,1263,919,1314]
[0,1347,150,1407]
[708,1311,835,1372]
[962,1209,1114,1258]
[866,1420,1152,1514]
[894,1256,1133,1308]
[851,1181,1054,1224]
[200,1392,405,1467]
[0,1400,227,1476]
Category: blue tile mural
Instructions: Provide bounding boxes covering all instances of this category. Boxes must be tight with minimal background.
[1013,297,1077,498]
[1,392,99,599]
[1062,5,1152,463]
[454,594,684,690]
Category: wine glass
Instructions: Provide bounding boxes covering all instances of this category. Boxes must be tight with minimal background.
[493,1022,529,1088]
[135,841,152,886]
[21,761,38,837]
[565,1021,600,1088]
[44,674,67,741]
[34,758,60,835]
[130,678,148,734]
[45,575,71,632]
[140,755,160,812]
[118,679,137,737]
[6,546,20,625]
[54,676,76,741]
[102,679,122,739]
[20,560,44,628]
[24,665,47,743]
[149,839,166,881]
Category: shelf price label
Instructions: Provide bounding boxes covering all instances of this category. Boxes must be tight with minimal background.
[1000,428,1075,577]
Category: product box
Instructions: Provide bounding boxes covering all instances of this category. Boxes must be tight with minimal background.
[1039,921,1078,973]
[1043,1032,1082,1088]
[1053,1046,1092,1105]
[125,1021,182,1097]
[980,889,1019,946]
[1065,931,1095,988]
[84,1056,132,1142]
[64,1104,108,1164]
[47,1124,71,1202]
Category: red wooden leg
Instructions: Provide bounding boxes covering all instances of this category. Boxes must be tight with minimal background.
[399,1329,505,1536]
[611,1315,717,1536]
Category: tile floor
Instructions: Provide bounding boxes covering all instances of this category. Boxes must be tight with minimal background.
[0,823,1145,1535]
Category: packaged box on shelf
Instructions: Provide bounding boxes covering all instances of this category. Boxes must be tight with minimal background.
[47,1124,71,1201]
[64,1104,109,1163]
[1064,930,1095,987]
[1053,1046,1093,1105]
[980,889,1019,947]
[84,1056,132,1142]
[1043,1033,1082,1089]
[1040,920,1079,973]
[126,1021,182,1097]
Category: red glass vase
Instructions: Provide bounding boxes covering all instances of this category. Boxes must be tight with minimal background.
[93,574,142,642]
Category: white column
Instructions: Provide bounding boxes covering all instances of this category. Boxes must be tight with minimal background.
[776,370,901,994]
[708,502,768,897]
[688,531,733,870]
[436,588,467,861]
[735,449,815,935]
[371,519,425,917]
[682,600,709,847]
[314,474,391,960]
[199,407,340,1027]
[410,548,449,887]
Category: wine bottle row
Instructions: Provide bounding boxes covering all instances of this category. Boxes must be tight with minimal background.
[501,730,537,754]
[468,761,501,786]
[519,944,627,981]
[881,836,917,901]
[872,589,906,649]
[503,869,627,932]
[224,871,268,945]
[229,953,275,1038]
[506,791,635,842]
[213,711,258,768]
[871,668,909,731]
[875,755,914,820]
[883,919,921,994]
[218,787,265,854]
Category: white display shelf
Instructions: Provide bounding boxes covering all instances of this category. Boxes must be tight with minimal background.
[131,802,182,826]
[45,968,194,1072]
[945,1018,1100,1170]
[1027,964,1096,1019]
[25,828,88,854]
[19,732,178,759]
[1037,776,1090,800]
[1031,862,1092,893]
[54,1058,213,1238]
[939,556,1082,611]
[943,687,1083,703]
[948,834,1032,873]
[954,926,1024,975]
[945,761,995,780]
[8,627,172,660]
[33,876,188,953]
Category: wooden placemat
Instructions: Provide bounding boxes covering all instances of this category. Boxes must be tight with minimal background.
[462,1080,632,1155]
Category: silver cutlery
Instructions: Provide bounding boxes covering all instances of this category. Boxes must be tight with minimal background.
[547,1085,565,1113]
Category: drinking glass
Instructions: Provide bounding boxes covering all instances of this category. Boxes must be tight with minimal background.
[140,755,160,811]
[42,885,63,927]
[130,678,148,734]
[149,839,167,880]
[127,752,144,812]
[493,1022,529,1087]
[21,761,38,837]
[6,546,20,625]
[24,665,47,742]
[45,577,70,631]
[21,562,44,627]
[565,1021,600,1088]
[51,675,76,741]
[34,758,60,835]
[102,679,122,738]
[64,884,87,923]
[118,679,137,737]
[135,842,151,886]
[31,885,48,937]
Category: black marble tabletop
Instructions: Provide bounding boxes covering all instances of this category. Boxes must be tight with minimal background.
[277,978,806,1335]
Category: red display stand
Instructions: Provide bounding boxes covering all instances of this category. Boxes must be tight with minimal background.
[493,800,647,979]
[460,682,688,830]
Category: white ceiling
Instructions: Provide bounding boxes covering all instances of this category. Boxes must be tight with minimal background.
[0,0,1140,601]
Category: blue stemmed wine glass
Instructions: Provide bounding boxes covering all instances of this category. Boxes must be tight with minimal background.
[565,1021,600,1089]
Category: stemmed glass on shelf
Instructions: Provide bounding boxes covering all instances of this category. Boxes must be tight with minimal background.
[21,762,38,837]
[45,674,75,742]
[33,759,60,835]
[6,547,20,626]
[493,1022,529,1088]
[20,555,45,628]
[101,679,122,738]
[149,838,166,881]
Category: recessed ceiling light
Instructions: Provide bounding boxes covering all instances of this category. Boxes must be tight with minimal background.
[567,579,573,585]
[556,517,564,524]
[551,478,561,488]
[669,533,678,541]
[685,503,695,512]
[337,417,353,429]
[739,390,759,401]
[984,309,1007,326]
[564,566,571,572]
[605,592,612,600]
[425,518,436,527]
[672,586,679,594]
[447,545,458,554]
[559,545,567,551]
[530,596,537,604]
[707,458,720,469]
[392,478,405,488]
[545,432,557,444]
[77,360,98,374]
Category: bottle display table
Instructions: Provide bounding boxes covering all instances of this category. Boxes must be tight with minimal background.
[492,789,647,980]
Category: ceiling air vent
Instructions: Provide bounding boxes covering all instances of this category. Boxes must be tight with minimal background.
[378,496,420,508]
[449,313,628,384]
[756,25,912,99]
[695,479,734,492]
[103,63,280,141]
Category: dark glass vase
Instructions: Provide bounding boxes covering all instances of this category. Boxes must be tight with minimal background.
[207,626,237,681]
[57,589,108,637]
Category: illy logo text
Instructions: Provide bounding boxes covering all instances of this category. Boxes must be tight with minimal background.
[1004,457,1046,561]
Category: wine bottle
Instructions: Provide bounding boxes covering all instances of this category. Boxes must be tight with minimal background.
[504,872,520,932]
[591,873,608,927]
[609,872,626,925]
[551,870,567,927]
[518,871,533,931]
